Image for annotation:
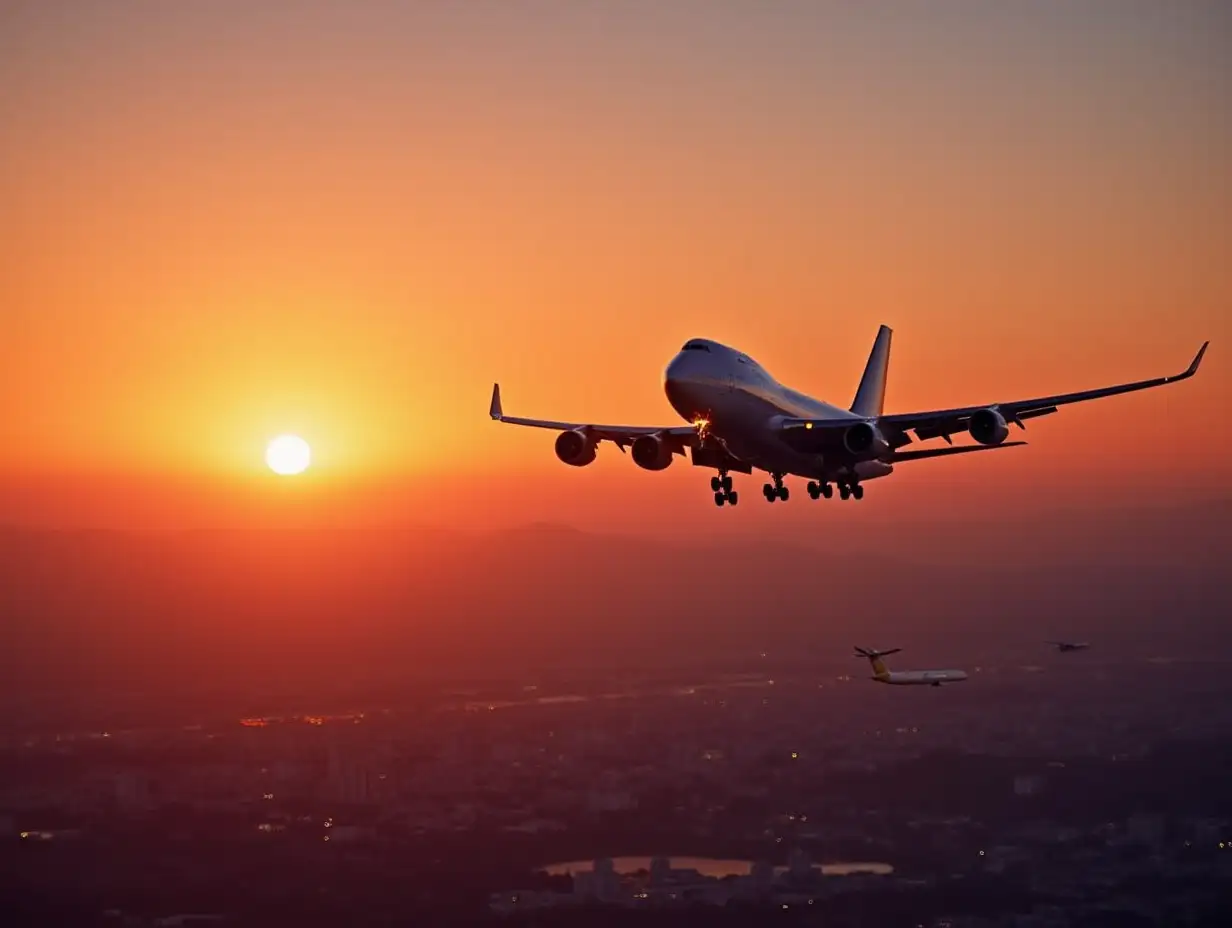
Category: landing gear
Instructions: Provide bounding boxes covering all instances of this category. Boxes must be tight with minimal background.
[806,481,834,500]
[711,473,738,507]
[835,480,865,501]
[762,473,788,503]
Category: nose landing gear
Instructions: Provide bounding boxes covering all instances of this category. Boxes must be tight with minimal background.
[711,473,738,507]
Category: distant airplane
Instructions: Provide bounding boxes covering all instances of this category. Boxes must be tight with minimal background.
[854,647,969,687]
[489,328,1208,507]
[1046,641,1091,653]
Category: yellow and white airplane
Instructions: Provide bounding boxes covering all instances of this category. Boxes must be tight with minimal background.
[855,647,969,687]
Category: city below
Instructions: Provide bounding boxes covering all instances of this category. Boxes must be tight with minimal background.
[3,654,1231,926]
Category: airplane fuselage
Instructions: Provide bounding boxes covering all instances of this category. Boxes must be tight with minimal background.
[874,670,969,687]
[663,339,891,483]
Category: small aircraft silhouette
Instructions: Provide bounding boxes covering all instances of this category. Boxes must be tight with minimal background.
[1046,640,1091,653]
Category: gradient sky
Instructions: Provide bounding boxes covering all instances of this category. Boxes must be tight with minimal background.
[2,1,1229,532]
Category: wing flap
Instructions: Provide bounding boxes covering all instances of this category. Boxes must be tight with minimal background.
[890,441,1027,463]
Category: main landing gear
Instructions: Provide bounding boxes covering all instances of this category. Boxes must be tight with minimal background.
[806,481,834,500]
[806,480,864,500]
[838,480,864,501]
[711,473,738,507]
[762,473,788,503]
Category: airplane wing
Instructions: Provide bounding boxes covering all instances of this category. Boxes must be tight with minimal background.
[889,442,1026,462]
[488,384,701,451]
[781,342,1208,448]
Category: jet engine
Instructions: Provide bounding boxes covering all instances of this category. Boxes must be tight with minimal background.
[843,422,890,458]
[631,434,673,471]
[554,429,597,466]
[968,408,1010,446]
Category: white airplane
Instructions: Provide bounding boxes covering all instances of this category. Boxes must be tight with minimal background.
[489,327,1208,507]
[1047,640,1091,653]
[855,647,969,687]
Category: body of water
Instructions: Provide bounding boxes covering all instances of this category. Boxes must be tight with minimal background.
[544,857,893,878]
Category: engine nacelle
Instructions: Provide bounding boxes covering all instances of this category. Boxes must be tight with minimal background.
[843,422,890,458]
[969,408,1010,446]
[554,429,597,467]
[631,434,673,471]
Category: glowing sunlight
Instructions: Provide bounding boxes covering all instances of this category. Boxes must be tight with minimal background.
[266,435,312,476]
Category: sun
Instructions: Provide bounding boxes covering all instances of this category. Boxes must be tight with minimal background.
[266,434,312,475]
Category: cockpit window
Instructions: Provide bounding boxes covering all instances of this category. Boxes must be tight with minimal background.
[682,341,711,352]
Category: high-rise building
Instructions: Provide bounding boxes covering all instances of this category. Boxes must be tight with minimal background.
[748,860,775,897]
[593,858,621,902]
[787,847,814,880]
[649,856,672,886]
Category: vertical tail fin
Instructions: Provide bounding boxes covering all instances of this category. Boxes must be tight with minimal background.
[855,646,899,678]
[850,325,893,418]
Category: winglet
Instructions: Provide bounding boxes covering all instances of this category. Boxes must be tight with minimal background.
[489,383,503,420]
[1183,341,1209,378]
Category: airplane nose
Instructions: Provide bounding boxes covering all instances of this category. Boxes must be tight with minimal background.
[664,353,687,386]
[663,352,701,416]
[665,352,694,411]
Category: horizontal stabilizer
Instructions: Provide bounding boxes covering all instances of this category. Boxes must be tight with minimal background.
[855,646,901,659]
[891,441,1026,463]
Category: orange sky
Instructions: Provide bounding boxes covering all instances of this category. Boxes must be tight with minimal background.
[2,2,1229,532]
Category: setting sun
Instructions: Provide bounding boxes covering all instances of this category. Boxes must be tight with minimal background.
[266,435,312,476]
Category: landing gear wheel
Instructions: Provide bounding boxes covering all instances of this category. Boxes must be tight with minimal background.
[852,484,864,500]
[727,490,739,506]
[821,483,834,499]
[721,475,733,492]
[807,481,820,500]
[764,473,787,503]
[711,476,722,492]
[714,492,725,507]
[838,484,851,500]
